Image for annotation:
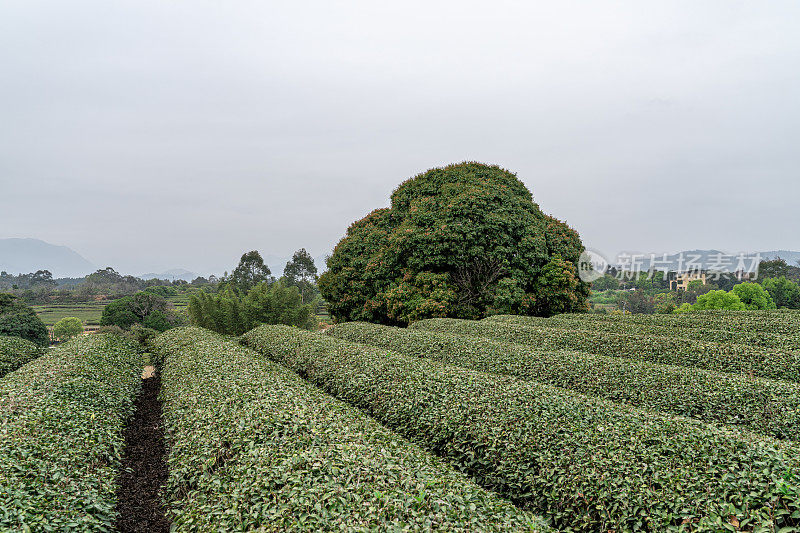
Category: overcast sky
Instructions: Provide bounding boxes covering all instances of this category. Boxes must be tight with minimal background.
[1,1,798,275]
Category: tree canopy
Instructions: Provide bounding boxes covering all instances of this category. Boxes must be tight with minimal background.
[692,290,746,311]
[229,251,272,294]
[761,276,800,309]
[758,258,800,282]
[319,162,590,325]
[100,292,178,332]
[731,282,776,310]
[283,248,319,303]
[0,293,49,346]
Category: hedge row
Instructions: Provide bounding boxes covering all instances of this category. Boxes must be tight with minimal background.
[411,318,800,383]
[487,314,800,351]
[152,327,545,532]
[328,321,800,441]
[242,325,800,532]
[0,334,141,531]
[550,310,800,338]
[0,335,42,378]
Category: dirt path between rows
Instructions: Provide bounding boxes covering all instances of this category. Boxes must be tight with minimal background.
[115,370,170,532]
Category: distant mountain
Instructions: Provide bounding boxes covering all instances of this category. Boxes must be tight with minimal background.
[610,249,800,272]
[0,238,95,278]
[140,268,197,282]
[760,250,800,265]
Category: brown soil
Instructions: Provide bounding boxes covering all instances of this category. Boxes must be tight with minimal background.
[115,373,170,532]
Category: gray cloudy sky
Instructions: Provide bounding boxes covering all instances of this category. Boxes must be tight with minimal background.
[2,1,799,276]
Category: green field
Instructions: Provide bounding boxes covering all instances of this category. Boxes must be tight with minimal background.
[31,293,192,327]
[31,301,108,327]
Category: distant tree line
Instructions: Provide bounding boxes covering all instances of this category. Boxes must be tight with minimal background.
[0,266,219,305]
[592,258,800,314]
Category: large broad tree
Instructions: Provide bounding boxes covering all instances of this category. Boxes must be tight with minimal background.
[319,162,590,325]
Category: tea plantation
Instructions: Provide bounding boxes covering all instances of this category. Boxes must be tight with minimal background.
[1,310,799,531]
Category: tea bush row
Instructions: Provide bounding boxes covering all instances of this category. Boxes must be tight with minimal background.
[0,334,141,531]
[328,321,800,441]
[152,327,545,532]
[552,309,800,338]
[0,335,42,378]
[488,314,800,351]
[242,325,800,532]
[411,318,800,383]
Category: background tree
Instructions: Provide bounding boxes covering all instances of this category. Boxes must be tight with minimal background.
[653,292,677,314]
[731,282,776,310]
[757,258,800,282]
[761,276,800,309]
[618,289,655,314]
[591,274,620,291]
[693,290,745,310]
[229,251,272,294]
[679,280,716,305]
[283,248,319,303]
[100,297,139,329]
[188,280,316,335]
[0,293,49,346]
[52,317,83,341]
[319,162,590,325]
[100,291,178,331]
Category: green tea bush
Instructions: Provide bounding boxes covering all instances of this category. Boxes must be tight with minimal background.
[0,335,141,531]
[242,325,800,532]
[411,318,800,383]
[152,327,545,532]
[552,309,800,337]
[487,314,800,351]
[328,322,800,440]
[0,335,41,377]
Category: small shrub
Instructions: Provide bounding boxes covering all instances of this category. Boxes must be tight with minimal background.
[52,316,84,341]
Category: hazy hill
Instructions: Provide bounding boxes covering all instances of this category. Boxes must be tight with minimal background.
[0,238,95,278]
[140,268,198,282]
[761,250,800,264]
[612,249,800,272]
